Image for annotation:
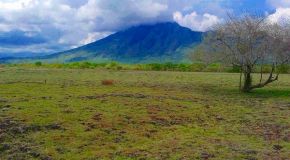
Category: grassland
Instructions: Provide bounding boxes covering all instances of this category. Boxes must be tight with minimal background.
[0,67,289,159]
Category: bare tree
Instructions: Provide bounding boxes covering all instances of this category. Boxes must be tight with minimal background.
[195,15,290,92]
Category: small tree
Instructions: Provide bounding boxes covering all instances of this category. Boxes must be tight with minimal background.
[195,15,290,92]
[35,61,42,67]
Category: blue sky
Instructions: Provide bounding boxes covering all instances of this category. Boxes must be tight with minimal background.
[0,0,289,57]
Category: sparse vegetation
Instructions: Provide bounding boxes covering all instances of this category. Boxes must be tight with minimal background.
[3,62,290,73]
[0,67,289,159]
[1,1,289,160]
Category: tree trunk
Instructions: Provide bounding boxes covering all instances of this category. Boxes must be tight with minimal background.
[242,72,252,92]
[240,64,279,92]
[239,68,243,91]
[241,66,253,92]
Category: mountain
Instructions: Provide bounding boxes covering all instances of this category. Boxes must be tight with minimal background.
[0,22,203,63]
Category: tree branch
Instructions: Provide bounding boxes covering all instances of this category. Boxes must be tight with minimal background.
[250,63,279,89]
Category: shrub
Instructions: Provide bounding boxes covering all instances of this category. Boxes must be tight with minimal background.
[79,62,94,69]
[163,62,176,71]
[277,64,290,74]
[204,63,222,72]
[35,61,42,66]
[149,63,163,71]
[105,62,120,70]
[116,66,123,70]
[191,63,206,72]
[132,64,143,70]
[176,64,188,71]
[228,65,241,73]
[69,62,81,69]
[253,65,273,73]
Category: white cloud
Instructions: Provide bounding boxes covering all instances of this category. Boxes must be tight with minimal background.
[173,11,221,32]
[76,0,168,30]
[80,32,112,45]
[267,8,290,24]
[0,0,36,10]
[0,0,229,56]
[0,0,168,51]
[267,0,290,25]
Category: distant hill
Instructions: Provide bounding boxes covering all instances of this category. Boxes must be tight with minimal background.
[1,22,203,63]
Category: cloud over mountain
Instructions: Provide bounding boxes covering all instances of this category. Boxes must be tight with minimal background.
[0,0,286,57]
[173,11,221,32]
[0,0,171,56]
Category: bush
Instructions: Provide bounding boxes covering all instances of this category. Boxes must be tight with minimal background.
[277,64,290,74]
[253,65,273,73]
[149,63,163,71]
[191,63,206,72]
[163,62,176,71]
[35,61,42,66]
[79,62,94,69]
[69,62,80,69]
[47,63,64,68]
[105,62,122,70]
[204,63,222,72]
[228,65,241,73]
[132,64,144,70]
[176,64,188,71]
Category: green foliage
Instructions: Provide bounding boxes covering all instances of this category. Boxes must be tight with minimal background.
[79,62,92,69]
[5,62,290,74]
[149,63,163,71]
[277,64,290,74]
[203,63,223,72]
[253,65,274,73]
[105,61,123,70]
[230,65,241,73]
[190,63,206,72]
[132,64,145,70]
[34,61,42,66]
[177,63,190,72]
[221,65,242,73]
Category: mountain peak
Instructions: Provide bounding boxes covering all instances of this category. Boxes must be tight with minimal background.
[131,22,180,28]
[1,22,203,63]
[76,22,202,63]
[120,22,191,34]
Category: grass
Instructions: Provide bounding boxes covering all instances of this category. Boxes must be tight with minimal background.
[0,67,289,159]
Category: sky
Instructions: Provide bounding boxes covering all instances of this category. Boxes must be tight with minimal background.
[0,0,289,57]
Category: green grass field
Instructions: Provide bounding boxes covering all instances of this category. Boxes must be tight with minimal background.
[0,67,289,159]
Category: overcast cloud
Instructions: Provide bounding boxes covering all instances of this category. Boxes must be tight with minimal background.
[0,0,287,57]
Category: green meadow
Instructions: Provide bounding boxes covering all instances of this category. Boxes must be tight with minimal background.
[0,67,289,159]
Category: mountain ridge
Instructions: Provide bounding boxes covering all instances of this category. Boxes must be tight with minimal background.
[0,22,203,63]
